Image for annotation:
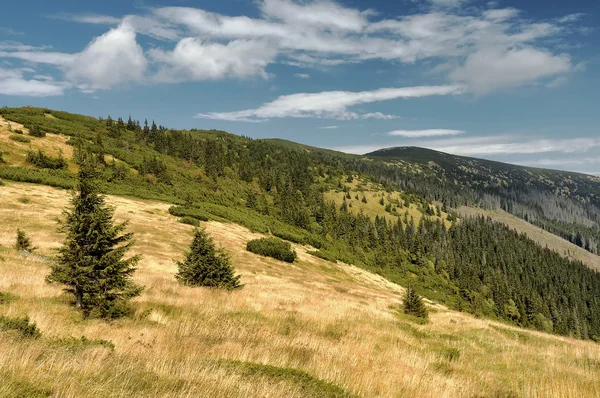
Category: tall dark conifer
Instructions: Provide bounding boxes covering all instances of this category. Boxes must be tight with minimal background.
[47,153,142,318]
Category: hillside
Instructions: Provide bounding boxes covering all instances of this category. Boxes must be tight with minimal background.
[366,146,600,258]
[2,107,600,342]
[459,206,600,271]
[1,181,600,397]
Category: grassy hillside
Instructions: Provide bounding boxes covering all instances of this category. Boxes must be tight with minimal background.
[324,176,453,227]
[366,146,600,261]
[1,182,600,397]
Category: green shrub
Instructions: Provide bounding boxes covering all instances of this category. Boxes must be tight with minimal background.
[246,237,297,263]
[0,167,75,189]
[14,129,23,134]
[9,134,31,143]
[26,150,67,169]
[0,291,18,304]
[0,151,4,163]
[179,216,200,227]
[0,315,41,338]
[28,125,46,137]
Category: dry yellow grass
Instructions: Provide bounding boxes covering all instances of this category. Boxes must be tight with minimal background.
[0,115,76,173]
[459,206,600,271]
[1,182,600,397]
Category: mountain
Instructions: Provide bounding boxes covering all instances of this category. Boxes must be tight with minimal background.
[366,146,600,256]
[1,107,600,341]
[2,107,600,396]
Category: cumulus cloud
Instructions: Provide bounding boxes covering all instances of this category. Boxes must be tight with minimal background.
[294,73,310,78]
[387,129,465,137]
[66,23,147,89]
[450,47,572,94]
[195,85,463,121]
[149,38,277,82]
[0,67,66,96]
[0,0,585,96]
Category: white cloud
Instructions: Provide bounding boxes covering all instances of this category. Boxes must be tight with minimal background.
[558,13,585,24]
[294,73,310,78]
[0,67,65,96]
[150,38,277,82]
[0,0,584,95]
[429,0,473,9]
[195,85,463,121]
[66,23,147,89]
[318,125,339,129]
[260,0,369,32]
[0,50,75,67]
[387,129,465,137]
[363,112,399,120]
[49,12,122,24]
[433,138,600,155]
[450,47,571,94]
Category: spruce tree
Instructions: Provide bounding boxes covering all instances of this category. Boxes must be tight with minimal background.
[176,228,241,289]
[47,154,142,318]
[403,284,428,319]
[15,229,35,252]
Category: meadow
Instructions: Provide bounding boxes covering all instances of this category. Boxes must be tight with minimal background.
[1,181,599,397]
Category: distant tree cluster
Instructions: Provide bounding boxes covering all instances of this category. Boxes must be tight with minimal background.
[26,150,67,169]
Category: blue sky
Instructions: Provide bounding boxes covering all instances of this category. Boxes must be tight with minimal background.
[1,0,599,173]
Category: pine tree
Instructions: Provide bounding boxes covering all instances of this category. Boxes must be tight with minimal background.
[176,228,241,290]
[15,229,35,252]
[403,284,428,319]
[46,154,142,318]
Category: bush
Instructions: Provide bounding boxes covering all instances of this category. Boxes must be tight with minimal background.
[179,216,200,227]
[246,237,297,263]
[0,315,41,338]
[0,151,4,163]
[28,125,46,137]
[9,134,31,143]
[0,291,18,304]
[14,129,23,134]
[26,150,67,169]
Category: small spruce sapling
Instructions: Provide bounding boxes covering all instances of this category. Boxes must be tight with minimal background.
[403,284,428,319]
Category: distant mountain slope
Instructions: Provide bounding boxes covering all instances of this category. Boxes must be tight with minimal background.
[366,146,600,256]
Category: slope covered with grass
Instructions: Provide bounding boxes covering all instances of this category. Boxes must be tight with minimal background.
[1,182,600,397]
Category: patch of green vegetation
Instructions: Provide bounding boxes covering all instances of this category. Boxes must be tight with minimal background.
[178,215,200,226]
[217,359,356,397]
[17,196,30,204]
[0,292,18,304]
[26,150,67,169]
[307,250,338,263]
[0,315,41,338]
[9,134,31,143]
[48,336,115,351]
[489,325,533,343]
[436,347,461,362]
[0,374,53,398]
[246,237,297,263]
